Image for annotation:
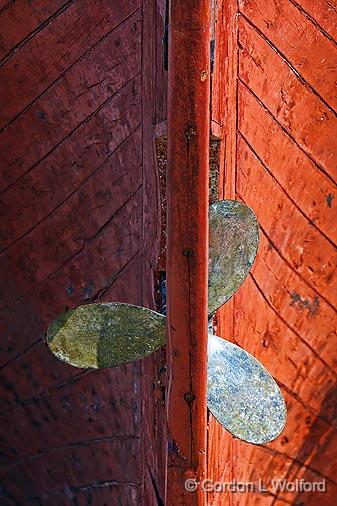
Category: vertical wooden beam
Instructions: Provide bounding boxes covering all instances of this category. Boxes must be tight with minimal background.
[166,1,210,504]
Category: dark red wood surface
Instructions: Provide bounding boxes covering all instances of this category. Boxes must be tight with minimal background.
[0,1,167,504]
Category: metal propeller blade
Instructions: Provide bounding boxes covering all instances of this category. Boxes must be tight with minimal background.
[209,200,259,316]
[207,200,286,442]
[45,198,286,443]
[46,303,286,443]
[207,332,287,444]
[46,302,166,369]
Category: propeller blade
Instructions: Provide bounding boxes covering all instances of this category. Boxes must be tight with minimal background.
[46,304,287,443]
[209,200,259,316]
[46,302,166,369]
[207,333,286,444]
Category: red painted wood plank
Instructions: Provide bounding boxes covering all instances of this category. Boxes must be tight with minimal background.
[0,2,165,505]
[239,0,337,112]
[273,501,294,506]
[1,437,141,501]
[99,250,143,305]
[0,365,141,467]
[208,3,237,505]
[141,0,162,286]
[278,465,337,506]
[266,393,336,485]
[234,276,336,414]
[153,0,167,125]
[229,441,292,505]
[0,0,69,61]
[1,145,142,326]
[0,186,143,369]
[0,345,80,412]
[1,154,141,303]
[211,0,238,200]
[0,121,142,258]
[0,0,141,129]
[0,254,143,410]
[139,3,166,503]
[292,0,337,42]
[0,252,143,414]
[208,2,337,506]
[45,484,140,506]
[0,0,13,12]
[141,347,167,503]
[251,232,337,372]
[258,392,332,476]
[206,417,232,506]
[0,13,142,196]
[303,434,337,488]
[166,0,210,503]
[238,82,337,245]
[232,443,292,482]
[238,17,337,182]
[237,126,337,308]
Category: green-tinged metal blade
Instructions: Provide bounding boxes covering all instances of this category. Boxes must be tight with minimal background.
[46,303,287,444]
[209,200,259,316]
[46,302,166,369]
[207,333,287,444]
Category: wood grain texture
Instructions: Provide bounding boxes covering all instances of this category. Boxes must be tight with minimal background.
[209,1,337,505]
[239,0,337,112]
[0,180,143,365]
[2,437,142,503]
[0,12,142,194]
[238,82,337,245]
[0,0,141,129]
[251,232,337,372]
[291,0,337,42]
[141,1,166,503]
[166,1,210,503]
[0,1,166,504]
[237,136,336,307]
[0,1,14,13]
[207,3,237,505]
[0,0,71,62]
[0,368,142,468]
[239,16,337,183]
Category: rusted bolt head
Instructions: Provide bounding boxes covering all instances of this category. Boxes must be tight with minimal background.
[184,392,195,403]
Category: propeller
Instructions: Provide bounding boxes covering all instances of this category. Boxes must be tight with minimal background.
[208,200,259,316]
[207,332,286,444]
[45,200,287,444]
[47,302,166,369]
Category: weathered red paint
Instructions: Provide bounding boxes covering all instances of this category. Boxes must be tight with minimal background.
[208,1,337,505]
[166,0,210,504]
[0,1,166,504]
[2,0,337,504]
[0,0,69,62]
